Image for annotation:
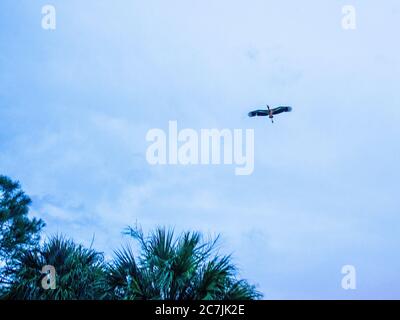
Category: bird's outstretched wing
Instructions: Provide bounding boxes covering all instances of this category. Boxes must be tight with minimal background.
[248,110,269,117]
[271,106,292,115]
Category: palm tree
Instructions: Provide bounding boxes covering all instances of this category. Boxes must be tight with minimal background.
[106,226,262,300]
[3,236,106,300]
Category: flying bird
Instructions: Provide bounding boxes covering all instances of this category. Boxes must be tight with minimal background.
[248,105,292,123]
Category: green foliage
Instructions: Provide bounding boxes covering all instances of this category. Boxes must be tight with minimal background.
[0,175,45,288]
[106,226,262,300]
[3,236,106,300]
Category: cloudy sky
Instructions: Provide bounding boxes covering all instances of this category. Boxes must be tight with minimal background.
[1,0,399,299]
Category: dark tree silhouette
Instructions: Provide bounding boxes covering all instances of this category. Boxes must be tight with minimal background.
[106,226,262,300]
[3,236,105,300]
[0,176,45,292]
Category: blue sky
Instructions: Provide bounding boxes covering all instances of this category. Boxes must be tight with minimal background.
[1,0,400,299]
